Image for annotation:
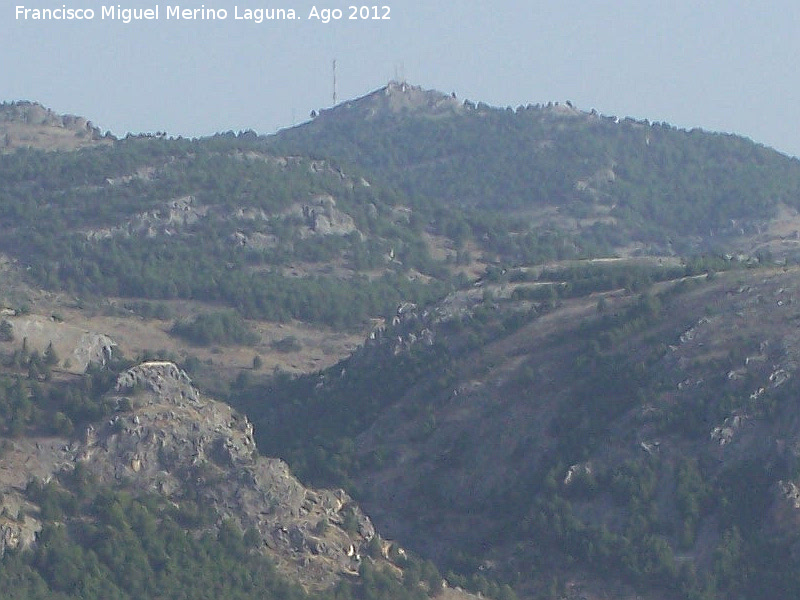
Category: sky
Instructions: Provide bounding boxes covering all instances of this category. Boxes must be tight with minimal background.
[4,1,800,156]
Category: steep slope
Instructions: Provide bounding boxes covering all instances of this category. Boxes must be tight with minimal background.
[88,361,375,586]
[240,262,800,598]
[0,360,460,599]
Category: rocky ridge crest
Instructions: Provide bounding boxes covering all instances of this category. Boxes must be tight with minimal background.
[0,101,109,151]
[1,361,378,588]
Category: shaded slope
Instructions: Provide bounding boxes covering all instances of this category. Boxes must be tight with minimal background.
[241,263,800,598]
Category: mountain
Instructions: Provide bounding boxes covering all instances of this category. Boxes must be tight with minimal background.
[241,261,800,599]
[0,357,463,599]
[0,130,450,330]
[0,99,473,600]
[1,361,376,587]
[3,88,800,599]
[0,101,110,152]
[271,82,800,260]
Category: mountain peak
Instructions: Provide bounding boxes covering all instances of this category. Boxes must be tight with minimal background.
[0,100,110,152]
[317,81,464,121]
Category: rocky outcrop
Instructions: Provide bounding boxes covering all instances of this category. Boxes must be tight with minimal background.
[0,101,108,151]
[0,488,41,557]
[778,480,800,510]
[0,513,40,557]
[291,195,359,237]
[363,301,436,357]
[84,195,209,240]
[0,361,379,586]
[7,316,117,372]
[114,360,198,401]
[0,101,99,134]
[73,333,117,370]
[76,361,374,587]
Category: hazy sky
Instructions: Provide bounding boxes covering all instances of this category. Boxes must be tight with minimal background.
[4,1,800,156]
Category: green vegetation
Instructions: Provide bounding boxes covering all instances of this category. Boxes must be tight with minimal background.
[4,477,303,600]
[270,336,302,353]
[272,94,800,252]
[0,320,14,342]
[234,340,452,490]
[5,87,800,600]
[1,470,451,600]
[0,347,129,438]
[171,311,260,346]
[0,136,448,329]
[1,95,794,336]
[231,264,800,599]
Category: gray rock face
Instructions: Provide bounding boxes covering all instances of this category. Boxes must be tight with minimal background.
[7,316,117,373]
[73,333,117,371]
[290,195,359,237]
[0,514,40,557]
[0,361,378,587]
[0,101,99,135]
[0,488,41,558]
[114,361,199,401]
[83,195,210,241]
[77,361,374,587]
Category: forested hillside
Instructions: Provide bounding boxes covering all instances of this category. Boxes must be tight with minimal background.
[236,260,800,600]
[0,135,447,329]
[272,82,800,257]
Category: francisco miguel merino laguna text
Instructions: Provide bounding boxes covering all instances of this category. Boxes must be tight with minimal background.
[15,5,301,23]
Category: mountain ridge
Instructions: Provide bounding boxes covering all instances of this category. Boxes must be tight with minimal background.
[4,84,800,599]
[0,100,111,152]
[271,82,800,260]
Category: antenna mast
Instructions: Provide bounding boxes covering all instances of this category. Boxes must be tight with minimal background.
[332,59,337,106]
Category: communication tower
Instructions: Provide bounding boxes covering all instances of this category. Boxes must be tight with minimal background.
[333,59,337,106]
